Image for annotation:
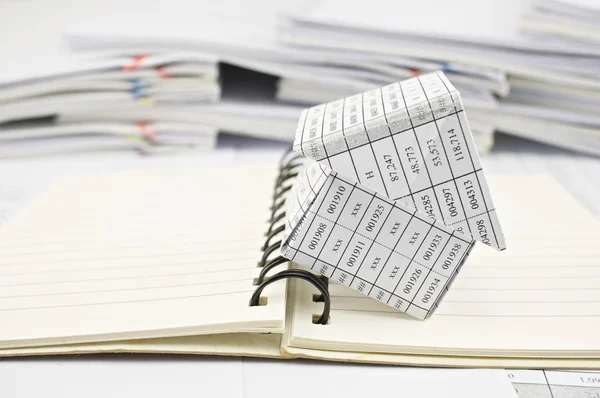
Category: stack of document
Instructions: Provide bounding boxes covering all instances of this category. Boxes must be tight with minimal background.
[0,51,220,158]
[0,0,310,157]
[2,0,597,157]
[0,0,223,158]
[275,0,600,156]
[48,1,497,155]
[522,0,600,47]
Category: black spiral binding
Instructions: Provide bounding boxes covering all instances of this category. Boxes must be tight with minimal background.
[249,148,331,325]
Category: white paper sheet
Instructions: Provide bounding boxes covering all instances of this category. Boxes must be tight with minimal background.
[0,357,517,398]
[243,360,517,398]
[0,357,245,398]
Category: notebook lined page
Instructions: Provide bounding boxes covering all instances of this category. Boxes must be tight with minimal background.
[0,166,286,349]
[287,175,600,357]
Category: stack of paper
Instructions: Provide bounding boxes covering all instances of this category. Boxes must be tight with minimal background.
[0,1,220,158]
[0,52,220,157]
[522,0,600,47]
[45,0,496,155]
[2,0,597,157]
[275,0,600,155]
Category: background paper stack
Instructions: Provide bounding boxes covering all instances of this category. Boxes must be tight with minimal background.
[0,0,319,158]
[0,52,220,158]
[521,0,600,47]
[0,1,222,158]
[1,0,599,158]
[276,0,600,155]
[53,0,499,154]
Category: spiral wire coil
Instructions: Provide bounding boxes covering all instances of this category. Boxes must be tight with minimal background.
[249,148,330,324]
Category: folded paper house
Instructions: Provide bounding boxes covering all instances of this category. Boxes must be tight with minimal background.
[281,71,506,319]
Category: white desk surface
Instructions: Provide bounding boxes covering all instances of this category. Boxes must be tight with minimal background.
[0,134,598,397]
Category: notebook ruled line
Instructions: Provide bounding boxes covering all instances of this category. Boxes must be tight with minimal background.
[0,229,265,248]
[0,237,263,255]
[0,247,259,268]
[0,256,258,276]
[0,278,254,300]
[0,289,257,312]
[0,265,259,288]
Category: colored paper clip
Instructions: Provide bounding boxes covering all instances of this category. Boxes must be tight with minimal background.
[127,134,143,143]
[122,54,147,71]
[129,79,148,97]
[408,68,421,77]
[137,122,157,139]
[137,97,155,105]
[156,66,173,78]
[129,79,154,104]
[439,61,454,73]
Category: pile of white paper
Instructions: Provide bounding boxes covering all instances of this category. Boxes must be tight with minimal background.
[1,0,597,157]
[0,1,223,158]
[0,50,220,157]
[277,0,600,156]
[522,0,600,47]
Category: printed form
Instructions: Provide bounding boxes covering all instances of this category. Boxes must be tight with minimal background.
[508,370,600,398]
[281,71,505,319]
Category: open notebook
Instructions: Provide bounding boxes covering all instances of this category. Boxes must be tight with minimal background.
[0,163,599,368]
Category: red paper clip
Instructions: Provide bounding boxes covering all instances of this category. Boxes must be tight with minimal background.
[137,122,157,138]
[155,66,173,78]
[122,54,147,71]
[408,68,421,77]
